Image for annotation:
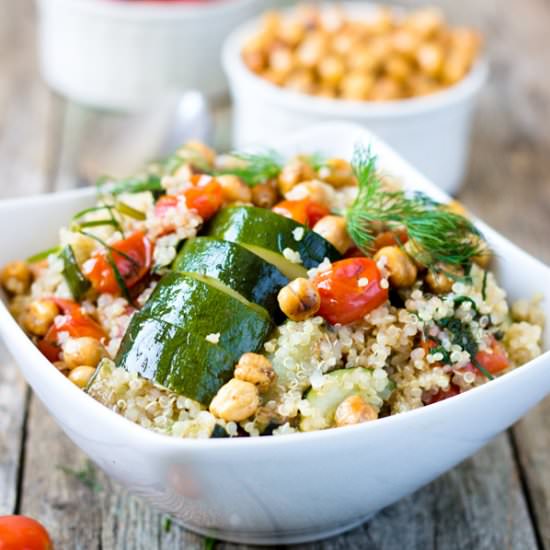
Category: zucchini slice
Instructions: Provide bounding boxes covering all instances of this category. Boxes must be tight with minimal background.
[207,206,341,278]
[173,237,288,317]
[116,272,273,403]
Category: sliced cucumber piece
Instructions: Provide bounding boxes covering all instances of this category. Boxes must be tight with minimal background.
[117,272,273,403]
[207,206,341,276]
[300,368,390,432]
[173,237,288,317]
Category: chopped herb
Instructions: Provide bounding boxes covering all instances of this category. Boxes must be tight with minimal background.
[429,345,451,364]
[453,296,479,316]
[72,204,124,237]
[60,245,91,301]
[58,460,103,493]
[346,144,487,269]
[436,316,494,379]
[115,201,146,220]
[217,150,283,186]
[26,246,61,263]
[304,152,327,171]
[210,425,229,438]
[98,174,163,196]
[204,537,217,550]
[162,516,172,533]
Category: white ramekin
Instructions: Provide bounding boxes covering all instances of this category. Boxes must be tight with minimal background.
[36,0,273,111]
[222,4,488,195]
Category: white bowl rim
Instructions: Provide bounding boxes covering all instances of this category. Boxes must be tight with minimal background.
[1,121,549,453]
[45,0,261,20]
[222,2,489,119]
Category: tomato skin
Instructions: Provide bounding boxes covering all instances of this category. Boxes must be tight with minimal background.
[0,516,53,550]
[272,199,330,228]
[423,385,460,405]
[312,258,388,325]
[38,299,106,361]
[373,229,409,250]
[82,231,153,296]
[475,337,509,375]
[183,175,223,220]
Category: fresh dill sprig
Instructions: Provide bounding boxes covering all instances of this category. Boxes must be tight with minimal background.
[345,144,486,269]
[97,173,163,196]
[217,150,283,186]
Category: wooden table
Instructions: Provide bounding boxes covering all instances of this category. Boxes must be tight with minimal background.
[1,0,549,548]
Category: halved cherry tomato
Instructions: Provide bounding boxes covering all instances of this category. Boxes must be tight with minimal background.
[423,385,460,405]
[475,337,509,375]
[373,228,409,250]
[82,231,153,296]
[0,516,52,550]
[272,199,330,228]
[312,258,388,325]
[38,298,106,362]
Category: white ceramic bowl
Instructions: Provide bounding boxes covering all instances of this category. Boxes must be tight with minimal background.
[222,2,488,195]
[36,0,273,110]
[0,122,548,545]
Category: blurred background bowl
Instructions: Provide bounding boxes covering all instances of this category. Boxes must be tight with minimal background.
[36,0,275,112]
[222,2,488,195]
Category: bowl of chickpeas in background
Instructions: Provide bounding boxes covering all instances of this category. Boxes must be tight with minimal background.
[223,3,488,194]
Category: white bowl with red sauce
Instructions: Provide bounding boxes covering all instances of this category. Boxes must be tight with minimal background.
[36,0,274,110]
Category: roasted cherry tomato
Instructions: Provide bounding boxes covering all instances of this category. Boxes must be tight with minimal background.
[423,385,460,405]
[475,337,509,375]
[82,231,153,296]
[312,258,388,325]
[373,228,409,251]
[38,298,106,361]
[272,199,330,228]
[0,515,53,550]
[155,175,222,224]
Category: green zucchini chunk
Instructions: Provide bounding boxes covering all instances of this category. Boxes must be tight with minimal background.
[173,237,289,317]
[207,206,341,277]
[116,272,273,403]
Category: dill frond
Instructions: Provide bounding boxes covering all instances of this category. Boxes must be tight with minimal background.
[217,150,283,186]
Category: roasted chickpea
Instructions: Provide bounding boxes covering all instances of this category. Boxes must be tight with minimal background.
[445,200,468,217]
[234,353,275,392]
[416,43,444,78]
[318,55,345,86]
[340,72,374,100]
[68,366,96,389]
[334,395,378,427]
[209,379,260,422]
[318,158,356,188]
[251,180,279,209]
[63,337,105,371]
[425,265,463,294]
[313,216,353,254]
[278,278,321,321]
[374,246,417,288]
[277,158,316,195]
[369,77,403,101]
[472,237,492,269]
[181,140,216,167]
[285,180,332,206]
[217,175,252,204]
[1,261,32,295]
[405,8,444,39]
[22,299,59,336]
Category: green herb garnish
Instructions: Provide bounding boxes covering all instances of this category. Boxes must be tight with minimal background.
[162,516,172,533]
[115,200,146,220]
[217,150,283,186]
[98,173,163,196]
[26,246,62,263]
[481,269,488,301]
[346,144,486,269]
[58,460,103,493]
[204,537,217,550]
[453,296,479,316]
[60,245,91,301]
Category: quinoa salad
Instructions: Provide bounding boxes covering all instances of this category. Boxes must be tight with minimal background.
[1,141,544,439]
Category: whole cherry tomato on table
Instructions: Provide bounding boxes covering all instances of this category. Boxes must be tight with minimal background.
[82,231,153,296]
[0,516,52,550]
[312,257,388,325]
[272,198,330,228]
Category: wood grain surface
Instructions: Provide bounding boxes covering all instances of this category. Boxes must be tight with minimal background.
[0,0,549,548]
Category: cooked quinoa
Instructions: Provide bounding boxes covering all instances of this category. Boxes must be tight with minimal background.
[1,140,545,439]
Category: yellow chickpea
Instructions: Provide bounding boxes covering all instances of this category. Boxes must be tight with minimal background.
[318,158,356,188]
[22,299,59,337]
[181,141,216,167]
[269,47,294,80]
[285,69,316,94]
[369,77,403,101]
[340,72,375,100]
[313,216,353,254]
[234,353,275,392]
[391,29,420,58]
[347,48,378,73]
[251,180,279,209]
[278,158,317,195]
[374,246,417,288]
[416,43,444,78]
[425,265,463,294]
[209,378,260,422]
[318,55,345,86]
[217,175,252,204]
[405,8,444,39]
[334,395,378,427]
[277,278,321,322]
[1,261,32,295]
[68,366,96,389]
[285,180,332,206]
[278,19,306,48]
[384,54,413,83]
[296,33,327,68]
[63,337,105,371]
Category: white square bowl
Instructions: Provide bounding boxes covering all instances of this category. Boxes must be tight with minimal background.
[0,122,548,545]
